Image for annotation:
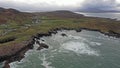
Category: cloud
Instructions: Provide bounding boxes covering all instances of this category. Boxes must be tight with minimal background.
[0,0,82,12]
[0,0,59,12]
[79,0,120,12]
[0,0,120,12]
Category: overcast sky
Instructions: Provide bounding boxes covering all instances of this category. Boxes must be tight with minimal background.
[0,0,120,12]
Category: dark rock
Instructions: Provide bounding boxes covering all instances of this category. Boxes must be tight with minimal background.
[37,47,43,50]
[76,29,81,32]
[109,30,118,34]
[3,61,10,68]
[61,33,67,37]
[41,39,45,41]
[37,33,50,37]
[49,31,57,34]
[40,43,49,48]
[36,41,49,50]
[36,40,40,44]
[107,30,120,38]
[37,46,46,50]
[1,38,35,68]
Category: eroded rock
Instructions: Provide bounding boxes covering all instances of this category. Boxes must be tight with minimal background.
[36,40,49,50]
[61,33,67,37]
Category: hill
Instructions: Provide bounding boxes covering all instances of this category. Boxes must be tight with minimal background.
[0,7,20,14]
[0,7,120,68]
[36,10,84,19]
[0,7,33,25]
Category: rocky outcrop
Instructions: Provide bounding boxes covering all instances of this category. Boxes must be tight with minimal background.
[76,28,120,38]
[0,39,34,61]
[1,27,120,68]
[0,38,35,68]
[36,40,49,50]
[102,30,120,38]
[1,27,120,61]
[76,29,82,32]
[61,33,67,37]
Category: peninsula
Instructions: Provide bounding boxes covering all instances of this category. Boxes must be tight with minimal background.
[0,7,120,68]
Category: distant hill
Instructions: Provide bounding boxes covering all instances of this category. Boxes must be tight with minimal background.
[36,10,84,19]
[0,7,20,14]
[3,8,20,14]
[0,7,33,24]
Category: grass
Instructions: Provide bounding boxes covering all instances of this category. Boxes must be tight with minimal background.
[0,11,120,47]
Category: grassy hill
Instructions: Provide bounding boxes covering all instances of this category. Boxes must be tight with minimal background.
[0,7,120,61]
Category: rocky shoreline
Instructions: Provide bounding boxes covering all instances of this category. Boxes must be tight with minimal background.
[1,27,120,68]
[2,38,35,68]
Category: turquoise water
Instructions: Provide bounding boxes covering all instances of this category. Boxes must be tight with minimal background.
[76,12,120,20]
[8,30,120,68]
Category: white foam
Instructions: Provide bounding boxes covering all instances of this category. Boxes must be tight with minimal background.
[90,42,102,46]
[69,35,102,46]
[41,54,54,68]
[61,41,99,56]
[9,61,19,68]
[68,35,86,41]
[51,49,57,52]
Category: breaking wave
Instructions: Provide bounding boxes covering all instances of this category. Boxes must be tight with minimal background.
[61,41,99,56]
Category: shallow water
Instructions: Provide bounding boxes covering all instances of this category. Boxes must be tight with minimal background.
[76,12,120,20]
[6,30,120,68]
[0,62,4,68]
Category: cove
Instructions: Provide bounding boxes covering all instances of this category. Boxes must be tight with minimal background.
[8,30,120,68]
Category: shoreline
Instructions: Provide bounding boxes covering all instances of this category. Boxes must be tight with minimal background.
[1,27,120,68]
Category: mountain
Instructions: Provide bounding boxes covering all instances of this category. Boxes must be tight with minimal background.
[0,7,20,14]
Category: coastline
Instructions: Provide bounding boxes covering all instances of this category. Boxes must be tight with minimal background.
[0,10,120,68]
[1,27,120,68]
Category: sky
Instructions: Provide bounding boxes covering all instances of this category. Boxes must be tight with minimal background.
[0,0,120,12]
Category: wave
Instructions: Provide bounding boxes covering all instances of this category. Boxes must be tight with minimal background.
[61,41,100,56]
[40,54,54,68]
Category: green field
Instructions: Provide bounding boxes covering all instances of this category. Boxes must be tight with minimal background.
[0,11,120,49]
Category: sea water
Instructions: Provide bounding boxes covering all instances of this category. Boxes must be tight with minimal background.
[76,12,120,20]
[7,30,120,68]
